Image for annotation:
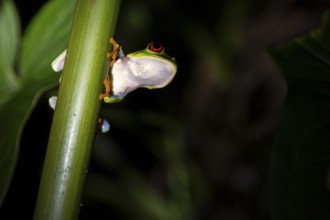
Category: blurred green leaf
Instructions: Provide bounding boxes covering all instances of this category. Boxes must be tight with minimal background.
[20,0,75,82]
[269,10,330,220]
[0,0,20,206]
[0,0,76,206]
[86,122,195,220]
[0,0,19,105]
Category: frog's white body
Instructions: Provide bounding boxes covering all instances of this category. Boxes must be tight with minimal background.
[111,55,177,99]
[51,48,177,100]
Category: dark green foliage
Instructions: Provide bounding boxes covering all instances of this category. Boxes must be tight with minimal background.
[270,10,330,220]
[0,0,75,206]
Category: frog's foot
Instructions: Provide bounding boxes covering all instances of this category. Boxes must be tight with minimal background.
[103,96,123,103]
[99,77,111,100]
[107,37,120,66]
[48,96,57,110]
[98,117,110,133]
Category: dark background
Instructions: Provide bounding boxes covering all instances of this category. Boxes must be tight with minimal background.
[1,0,329,219]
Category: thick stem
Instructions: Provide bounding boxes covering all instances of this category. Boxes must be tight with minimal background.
[33,0,121,219]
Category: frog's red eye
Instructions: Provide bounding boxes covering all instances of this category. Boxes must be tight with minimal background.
[148,42,164,53]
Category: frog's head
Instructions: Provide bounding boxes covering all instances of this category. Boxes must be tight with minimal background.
[126,42,177,88]
[130,42,177,65]
[106,42,178,103]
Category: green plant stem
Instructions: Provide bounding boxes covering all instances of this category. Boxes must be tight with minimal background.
[33,0,121,219]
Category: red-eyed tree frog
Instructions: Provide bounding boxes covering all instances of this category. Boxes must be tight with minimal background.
[49,38,177,132]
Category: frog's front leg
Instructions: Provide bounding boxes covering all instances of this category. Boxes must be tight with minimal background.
[107,37,120,66]
[99,37,120,101]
